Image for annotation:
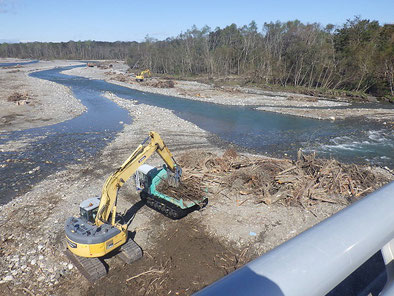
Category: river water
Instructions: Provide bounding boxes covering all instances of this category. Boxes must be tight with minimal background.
[0,64,393,204]
[0,65,130,204]
[0,60,38,67]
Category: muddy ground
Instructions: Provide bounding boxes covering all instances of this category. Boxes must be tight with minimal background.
[61,215,250,296]
[0,60,393,296]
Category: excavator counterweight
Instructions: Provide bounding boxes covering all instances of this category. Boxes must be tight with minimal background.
[64,131,206,281]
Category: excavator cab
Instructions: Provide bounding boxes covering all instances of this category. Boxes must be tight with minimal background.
[79,197,100,224]
[135,164,158,191]
[65,131,203,282]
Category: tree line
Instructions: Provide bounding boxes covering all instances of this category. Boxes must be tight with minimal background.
[0,40,135,60]
[127,18,393,98]
[0,17,393,97]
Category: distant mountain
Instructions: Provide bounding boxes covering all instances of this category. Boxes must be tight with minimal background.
[0,39,20,44]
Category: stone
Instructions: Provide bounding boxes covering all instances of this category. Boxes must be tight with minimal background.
[3,275,13,282]
[31,259,36,265]
[67,263,73,270]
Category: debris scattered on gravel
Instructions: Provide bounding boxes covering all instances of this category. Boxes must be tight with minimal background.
[148,80,175,88]
[7,92,31,105]
[111,73,132,83]
[1,60,392,296]
[177,149,391,207]
[107,72,176,89]
[63,63,394,122]
[0,60,86,131]
[156,176,204,202]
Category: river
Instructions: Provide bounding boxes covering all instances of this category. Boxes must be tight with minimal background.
[0,60,39,67]
[0,64,393,204]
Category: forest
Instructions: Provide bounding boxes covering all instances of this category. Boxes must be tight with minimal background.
[1,17,393,98]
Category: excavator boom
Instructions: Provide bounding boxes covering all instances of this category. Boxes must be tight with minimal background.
[96,131,181,225]
[135,69,151,82]
[64,131,205,282]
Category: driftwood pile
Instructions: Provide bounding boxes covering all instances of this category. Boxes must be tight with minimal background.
[273,150,381,206]
[7,92,31,105]
[2,65,22,69]
[174,149,390,207]
[156,176,205,202]
[87,62,113,69]
[147,80,175,88]
[111,73,132,83]
[97,62,113,69]
[104,72,176,89]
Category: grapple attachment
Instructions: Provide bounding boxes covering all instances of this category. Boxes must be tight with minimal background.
[166,165,182,187]
[149,166,206,210]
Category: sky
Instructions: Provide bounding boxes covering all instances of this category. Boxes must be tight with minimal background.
[0,0,393,43]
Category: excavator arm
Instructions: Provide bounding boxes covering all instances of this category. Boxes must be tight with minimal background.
[96,131,181,226]
[135,69,151,81]
[140,69,151,77]
[64,131,205,281]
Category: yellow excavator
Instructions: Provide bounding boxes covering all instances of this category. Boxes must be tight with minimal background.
[64,132,205,282]
[135,69,151,82]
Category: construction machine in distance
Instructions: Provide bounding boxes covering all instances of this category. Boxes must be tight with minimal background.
[64,131,206,282]
[135,69,151,82]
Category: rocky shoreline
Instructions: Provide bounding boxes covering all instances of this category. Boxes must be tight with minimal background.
[63,61,394,123]
[0,59,86,132]
[0,60,393,295]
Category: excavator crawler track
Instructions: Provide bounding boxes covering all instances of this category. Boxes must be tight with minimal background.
[143,193,188,219]
[64,249,107,283]
[118,239,143,264]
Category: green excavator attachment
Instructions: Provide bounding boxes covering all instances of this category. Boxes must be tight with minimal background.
[149,168,206,210]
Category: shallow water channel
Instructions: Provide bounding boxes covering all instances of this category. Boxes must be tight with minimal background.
[0,60,38,67]
[0,65,130,204]
[0,64,393,204]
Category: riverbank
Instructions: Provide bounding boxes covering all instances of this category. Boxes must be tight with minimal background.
[1,86,392,295]
[0,61,393,295]
[63,61,394,123]
[0,59,86,132]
